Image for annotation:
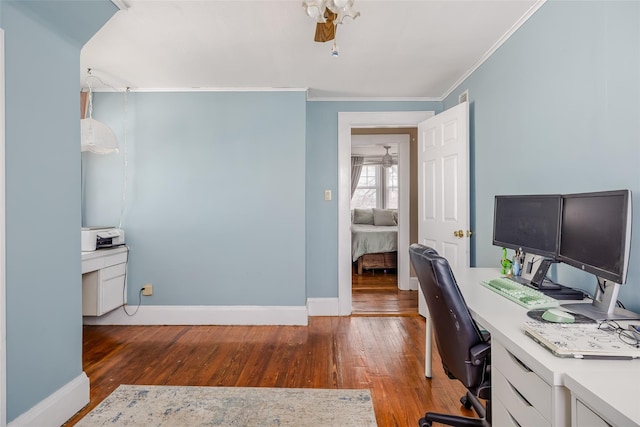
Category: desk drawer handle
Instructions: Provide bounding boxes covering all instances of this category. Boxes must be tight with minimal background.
[507,411,523,427]
[508,380,533,407]
[508,351,533,372]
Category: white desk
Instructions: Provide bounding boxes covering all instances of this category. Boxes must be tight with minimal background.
[81,246,128,316]
[424,267,640,426]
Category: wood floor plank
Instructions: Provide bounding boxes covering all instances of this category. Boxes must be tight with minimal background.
[352,269,419,316]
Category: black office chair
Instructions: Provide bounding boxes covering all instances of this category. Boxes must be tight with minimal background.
[409,244,491,427]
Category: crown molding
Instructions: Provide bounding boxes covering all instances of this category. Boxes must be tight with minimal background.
[441,0,547,101]
[111,0,128,10]
[90,87,309,93]
[307,96,442,102]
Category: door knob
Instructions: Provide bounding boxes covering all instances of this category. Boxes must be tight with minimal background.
[466,230,473,237]
[453,229,464,238]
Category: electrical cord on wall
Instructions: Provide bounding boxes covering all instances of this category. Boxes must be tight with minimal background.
[85,71,129,230]
[118,88,129,230]
[120,245,144,317]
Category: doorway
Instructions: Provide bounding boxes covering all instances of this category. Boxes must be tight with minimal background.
[350,131,413,315]
[337,111,434,315]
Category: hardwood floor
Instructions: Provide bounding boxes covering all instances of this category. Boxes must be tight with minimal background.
[64,270,475,426]
[352,268,419,316]
[65,317,474,427]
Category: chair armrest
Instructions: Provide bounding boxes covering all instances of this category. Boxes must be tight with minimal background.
[469,342,490,366]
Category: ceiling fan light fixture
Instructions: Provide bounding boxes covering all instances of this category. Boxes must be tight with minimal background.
[382,145,394,169]
[336,5,360,24]
[303,0,358,24]
[303,0,326,22]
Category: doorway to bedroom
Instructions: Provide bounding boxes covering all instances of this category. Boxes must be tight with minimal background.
[350,128,418,316]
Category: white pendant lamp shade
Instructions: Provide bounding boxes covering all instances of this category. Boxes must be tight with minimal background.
[81,117,119,154]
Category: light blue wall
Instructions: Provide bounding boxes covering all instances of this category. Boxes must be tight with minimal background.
[305,101,442,298]
[85,97,442,303]
[84,91,307,306]
[443,1,640,312]
[1,1,115,422]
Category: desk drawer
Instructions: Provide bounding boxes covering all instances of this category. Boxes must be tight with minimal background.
[102,263,126,280]
[494,370,550,427]
[494,342,552,419]
[573,399,612,427]
[103,250,128,267]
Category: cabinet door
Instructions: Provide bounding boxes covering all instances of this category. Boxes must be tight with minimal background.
[82,263,127,316]
[99,263,126,315]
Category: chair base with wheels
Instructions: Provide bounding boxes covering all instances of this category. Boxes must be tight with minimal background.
[418,392,490,426]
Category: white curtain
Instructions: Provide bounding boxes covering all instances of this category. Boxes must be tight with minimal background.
[351,156,364,198]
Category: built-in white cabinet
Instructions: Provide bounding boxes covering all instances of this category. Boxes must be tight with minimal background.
[81,246,128,316]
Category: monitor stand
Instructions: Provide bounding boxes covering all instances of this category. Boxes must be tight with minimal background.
[520,254,560,290]
[562,277,640,321]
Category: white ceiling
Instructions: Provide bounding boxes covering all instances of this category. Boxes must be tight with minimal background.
[351,134,404,156]
[81,0,543,99]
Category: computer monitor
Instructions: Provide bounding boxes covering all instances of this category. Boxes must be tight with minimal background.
[493,194,562,288]
[559,189,637,320]
[492,194,562,259]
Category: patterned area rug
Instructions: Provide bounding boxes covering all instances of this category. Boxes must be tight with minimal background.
[76,385,377,426]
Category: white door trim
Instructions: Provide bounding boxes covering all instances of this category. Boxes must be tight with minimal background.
[1,28,7,426]
[337,111,434,315]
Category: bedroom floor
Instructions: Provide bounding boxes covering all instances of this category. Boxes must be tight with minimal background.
[351,267,419,316]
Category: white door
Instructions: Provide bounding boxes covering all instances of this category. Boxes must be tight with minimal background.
[416,102,470,377]
[417,102,470,267]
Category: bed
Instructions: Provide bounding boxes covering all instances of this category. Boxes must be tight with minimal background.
[351,208,398,274]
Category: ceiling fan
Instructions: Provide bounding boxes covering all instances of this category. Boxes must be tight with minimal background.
[302,0,360,43]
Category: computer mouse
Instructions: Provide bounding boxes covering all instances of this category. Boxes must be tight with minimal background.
[542,308,575,323]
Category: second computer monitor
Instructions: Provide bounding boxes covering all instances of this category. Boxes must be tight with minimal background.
[558,189,632,285]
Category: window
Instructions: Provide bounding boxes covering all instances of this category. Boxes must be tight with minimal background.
[385,166,398,209]
[352,164,398,209]
[352,165,378,208]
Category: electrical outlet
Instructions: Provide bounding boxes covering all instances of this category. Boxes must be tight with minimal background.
[142,284,153,296]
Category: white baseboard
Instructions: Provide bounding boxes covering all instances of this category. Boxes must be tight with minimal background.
[8,373,89,427]
[83,305,309,326]
[409,276,419,291]
[306,298,340,316]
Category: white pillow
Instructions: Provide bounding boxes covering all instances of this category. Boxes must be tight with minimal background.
[373,208,396,226]
[353,208,374,224]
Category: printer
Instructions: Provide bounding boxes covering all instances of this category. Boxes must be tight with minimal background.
[81,227,125,252]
